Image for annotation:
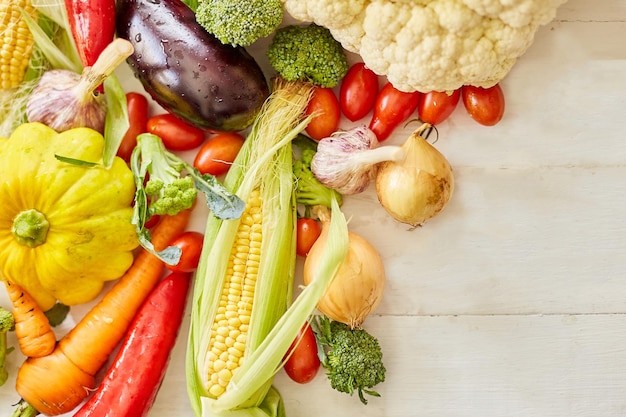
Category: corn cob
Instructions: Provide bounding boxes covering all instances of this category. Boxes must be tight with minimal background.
[187,78,318,415]
[204,188,263,397]
[0,0,36,90]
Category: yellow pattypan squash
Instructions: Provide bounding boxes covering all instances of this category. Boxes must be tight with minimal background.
[0,122,139,310]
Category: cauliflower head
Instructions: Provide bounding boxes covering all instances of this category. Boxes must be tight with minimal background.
[282,0,568,92]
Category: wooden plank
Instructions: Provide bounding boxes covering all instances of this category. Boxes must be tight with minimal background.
[335,165,626,316]
[147,314,626,417]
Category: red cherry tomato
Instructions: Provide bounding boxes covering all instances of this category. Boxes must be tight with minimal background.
[369,82,421,142]
[340,62,379,122]
[117,92,149,162]
[296,218,322,257]
[305,87,341,140]
[193,132,245,176]
[461,84,505,126]
[166,231,205,273]
[283,323,321,384]
[418,89,461,125]
[147,113,206,151]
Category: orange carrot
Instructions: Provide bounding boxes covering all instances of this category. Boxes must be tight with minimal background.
[14,208,192,416]
[3,280,56,358]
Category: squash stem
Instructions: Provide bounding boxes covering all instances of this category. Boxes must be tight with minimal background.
[12,209,49,248]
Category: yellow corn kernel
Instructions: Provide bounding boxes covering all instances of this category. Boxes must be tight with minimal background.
[0,0,36,90]
[205,189,262,398]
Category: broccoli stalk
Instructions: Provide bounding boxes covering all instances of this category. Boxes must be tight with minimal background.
[267,23,349,89]
[293,134,343,210]
[312,315,386,405]
[131,133,245,263]
[0,307,15,387]
[193,0,283,47]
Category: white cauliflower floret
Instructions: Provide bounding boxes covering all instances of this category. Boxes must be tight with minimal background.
[282,0,568,92]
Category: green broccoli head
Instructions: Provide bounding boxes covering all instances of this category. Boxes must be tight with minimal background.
[314,316,386,405]
[0,307,14,333]
[267,24,349,88]
[294,148,343,209]
[196,0,283,47]
[0,307,15,387]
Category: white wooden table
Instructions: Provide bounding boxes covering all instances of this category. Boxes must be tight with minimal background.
[2,1,626,416]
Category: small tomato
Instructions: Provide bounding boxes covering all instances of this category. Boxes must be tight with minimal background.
[283,323,321,384]
[340,62,379,122]
[461,84,505,126]
[418,89,461,125]
[296,218,322,257]
[117,92,149,162]
[147,113,206,151]
[369,82,421,142]
[305,87,341,140]
[193,132,245,176]
[166,231,204,273]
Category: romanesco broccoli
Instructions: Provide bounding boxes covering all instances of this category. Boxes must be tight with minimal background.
[195,0,283,47]
[267,24,349,88]
[313,315,386,405]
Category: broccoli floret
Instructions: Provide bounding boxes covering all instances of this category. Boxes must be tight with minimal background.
[145,176,197,216]
[0,307,15,386]
[293,135,342,209]
[136,135,198,217]
[195,0,283,47]
[267,24,349,88]
[313,316,386,405]
[131,133,245,263]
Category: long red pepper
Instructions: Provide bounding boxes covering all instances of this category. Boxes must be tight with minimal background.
[64,0,117,68]
[72,271,192,417]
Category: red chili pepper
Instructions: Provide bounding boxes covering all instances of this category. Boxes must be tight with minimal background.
[72,271,191,417]
[64,0,117,68]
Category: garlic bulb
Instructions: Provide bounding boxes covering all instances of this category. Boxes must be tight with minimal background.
[375,125,454,227]
[312,125,381,194]
[26,39,134,133]
[303,205,386,329]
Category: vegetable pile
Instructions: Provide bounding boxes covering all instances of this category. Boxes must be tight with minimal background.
[0,0,568,416]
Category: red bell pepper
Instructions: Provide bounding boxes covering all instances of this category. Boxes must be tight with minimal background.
[64,0,117,68]
[72,271,191,417]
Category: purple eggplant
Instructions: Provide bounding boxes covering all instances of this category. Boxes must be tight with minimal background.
[116,0,269,131]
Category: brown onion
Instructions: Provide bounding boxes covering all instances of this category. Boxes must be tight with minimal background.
[303,206,385,329]
[375,124,454,227]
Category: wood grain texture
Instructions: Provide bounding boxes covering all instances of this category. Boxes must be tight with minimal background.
[1,0,625,416]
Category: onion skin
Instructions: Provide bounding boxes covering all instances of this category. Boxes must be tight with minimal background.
[375,128,454,227]
[303,208,385,329]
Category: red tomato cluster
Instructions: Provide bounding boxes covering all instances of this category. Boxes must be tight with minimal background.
[118,91,245,177]
[305,62,507,143]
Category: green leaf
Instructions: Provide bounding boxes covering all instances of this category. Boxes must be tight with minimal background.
[137,228,183,265]
[54,154,98,167]
[102,73,129,168]
[44,303,70,327]
[189,169,246,220]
